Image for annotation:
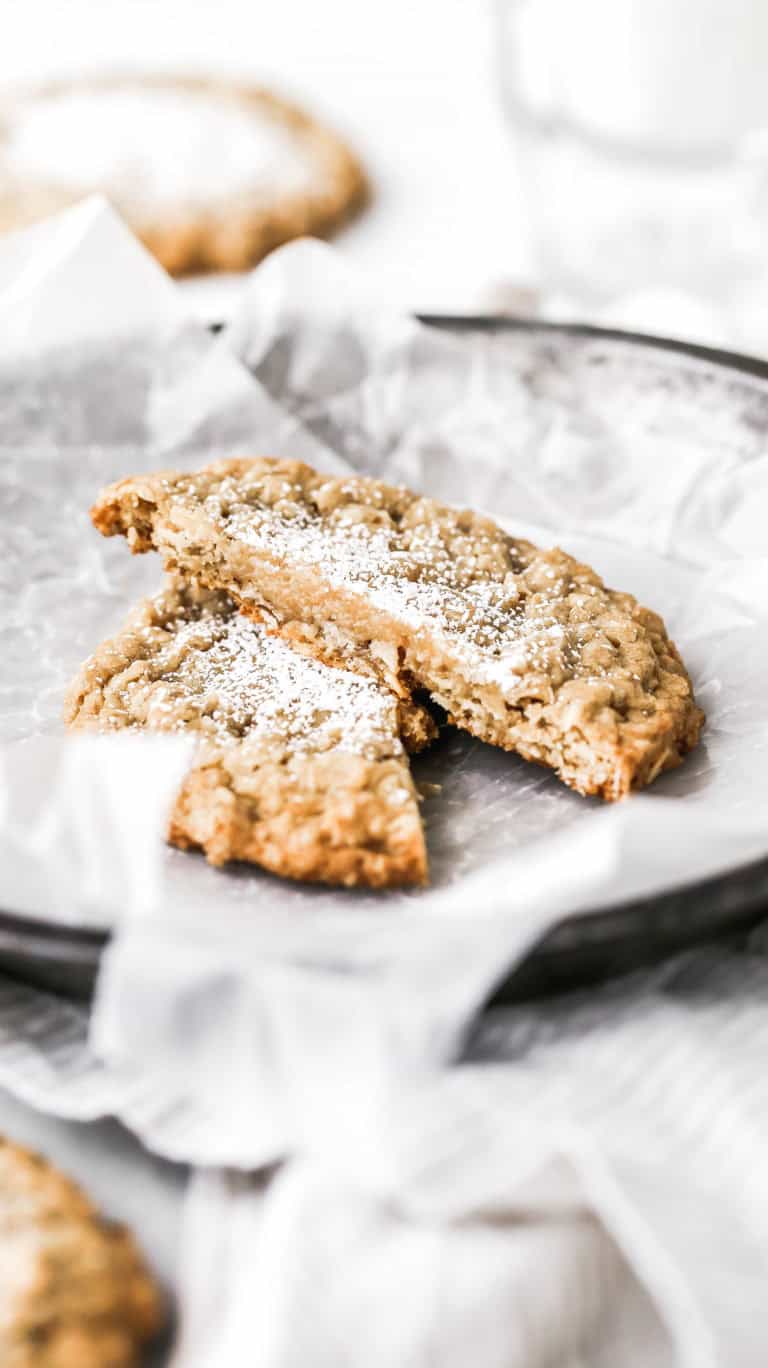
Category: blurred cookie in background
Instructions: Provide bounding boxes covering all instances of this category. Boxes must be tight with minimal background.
[0,74,368,275]
[0,1134,163,1366]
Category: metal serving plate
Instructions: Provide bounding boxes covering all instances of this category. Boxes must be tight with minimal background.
[3,316,766,1002]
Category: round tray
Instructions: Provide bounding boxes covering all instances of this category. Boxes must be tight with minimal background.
[4,315,766,1002]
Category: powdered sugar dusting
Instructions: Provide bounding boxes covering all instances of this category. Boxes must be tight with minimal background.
[2,87,320,209]
[128,607,402,760]
[209,470,638,701]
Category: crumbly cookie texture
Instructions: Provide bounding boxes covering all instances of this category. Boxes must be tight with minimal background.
[0,1136,162,1368]
[65,581,431,887]
[0,75,367,275]
[92,458,704,801]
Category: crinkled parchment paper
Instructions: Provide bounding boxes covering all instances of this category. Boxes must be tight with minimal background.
[0,204,767,1163]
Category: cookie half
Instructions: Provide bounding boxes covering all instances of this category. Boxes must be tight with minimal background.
[91,457,704,800]
[65,581,433,888]
[0,1135,162,1368]
[0,75,367,275]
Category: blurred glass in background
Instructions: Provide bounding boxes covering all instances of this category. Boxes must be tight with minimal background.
[496,0,768,348]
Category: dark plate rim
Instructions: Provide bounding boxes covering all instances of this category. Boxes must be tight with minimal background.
[1,840,767,960]
[419,312,768,383]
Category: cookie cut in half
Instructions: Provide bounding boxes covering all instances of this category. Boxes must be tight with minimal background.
[65,581,432,888]
[0,1135,162,1368]
[0,75,367,275]
[92,458,704,801]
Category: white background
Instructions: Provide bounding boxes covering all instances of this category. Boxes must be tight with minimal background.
[1,0,532,314]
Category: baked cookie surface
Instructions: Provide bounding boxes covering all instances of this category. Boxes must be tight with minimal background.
[0,1136,162,1368]
[92,458,704,800]
[0,75,367,275]
[66,581,431,888]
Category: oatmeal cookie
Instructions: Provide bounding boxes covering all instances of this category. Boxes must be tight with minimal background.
[92,458,704,800]
[0,1136,162,1368]
[65,581,432,887]
[0,75,367,275]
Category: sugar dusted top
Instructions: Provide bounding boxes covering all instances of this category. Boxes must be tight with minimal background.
[2,86,320,209]
[117,601,403,761]
[194,462,661,703]
[90,457,703,800]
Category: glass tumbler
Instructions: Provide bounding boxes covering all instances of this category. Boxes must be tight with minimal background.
[495,0,768,345]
